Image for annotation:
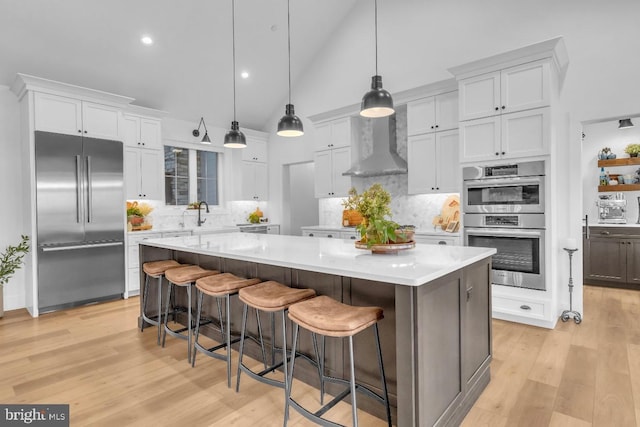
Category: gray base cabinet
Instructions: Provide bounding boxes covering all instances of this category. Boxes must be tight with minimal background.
[584,227,640,288]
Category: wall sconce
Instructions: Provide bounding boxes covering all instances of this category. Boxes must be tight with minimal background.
[619,118,634,129]
[193,117,212,143]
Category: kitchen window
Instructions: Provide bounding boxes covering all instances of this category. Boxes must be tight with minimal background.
[164,145,219,206]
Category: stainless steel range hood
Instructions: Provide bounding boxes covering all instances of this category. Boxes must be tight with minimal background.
[342,114,408,178]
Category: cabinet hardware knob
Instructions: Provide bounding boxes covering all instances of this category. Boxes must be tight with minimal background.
[601,231,610,235]
[309,233,314,237]
[501,151,505,155]
[436,187,439,190]
[495,152,500,156]
[84,130,87,133]
[495,107,499,111]
[431,187,434,190]
[431,126,434,129]
[520,305,532,310]
[438,241,446,245]
[501,106,506,109]
[328,235,333,238]
[78,130,82,133]
[466,286,473,301]
[350,236,356,240]
[435,125,439,128]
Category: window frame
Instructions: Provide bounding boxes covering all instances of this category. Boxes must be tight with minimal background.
[163,141,224,208]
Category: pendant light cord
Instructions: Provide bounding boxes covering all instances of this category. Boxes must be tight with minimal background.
[374,0,378,75]
[287,0,292,104]
[232,0,237,121]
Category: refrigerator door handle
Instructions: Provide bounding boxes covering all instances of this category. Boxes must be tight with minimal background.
[86,155,93,223]
[41,242,124,252]
[76,155,82,223]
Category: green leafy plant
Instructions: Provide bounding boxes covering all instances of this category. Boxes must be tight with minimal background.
[126,206,143,217]
[346,184,400,246]
[624,143,640,155]
[0,235,30,287]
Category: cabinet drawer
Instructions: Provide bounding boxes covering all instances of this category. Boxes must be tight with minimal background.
[303,230,338,238]
[493,295,546,318]
[414,235,457,245]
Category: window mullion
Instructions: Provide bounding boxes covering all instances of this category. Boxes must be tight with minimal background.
[189,149,197,203]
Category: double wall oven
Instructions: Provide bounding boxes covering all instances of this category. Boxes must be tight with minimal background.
[463,161,546,291]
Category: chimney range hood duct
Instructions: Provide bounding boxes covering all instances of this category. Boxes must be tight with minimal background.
[343,114,407,178]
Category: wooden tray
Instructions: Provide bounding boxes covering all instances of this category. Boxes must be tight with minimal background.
[355,240,416,254]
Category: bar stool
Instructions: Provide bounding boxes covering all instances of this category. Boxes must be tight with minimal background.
[235,281,316,395]
[192,273,262,387]
[140,260,185,345]
[284,295,391,427]
[162,265,219,362]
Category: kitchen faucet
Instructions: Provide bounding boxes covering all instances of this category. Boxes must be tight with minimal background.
[197,201,209,226]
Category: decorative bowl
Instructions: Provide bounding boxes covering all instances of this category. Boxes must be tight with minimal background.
[355,240,416,254]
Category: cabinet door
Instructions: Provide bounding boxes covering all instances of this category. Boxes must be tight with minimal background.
[459,116,500,163]
[435,130,460,193]
[139,149,162,199]
[585,236,626,283]
[459,71,500,121]
[122,115,140,148]
[407,97,436,136]
[314,150,332,197]
[626,239,640,284]
[254,162,268,200]
[331,146,352,197]
[314,122,333,151]
[82,102,120,140]
[266,225,280,235]
[34,92,82,136]
[240,161,256,200]
[139,118,161,149]
[242,137,268,162]
[330,117,351,149]
[501,107,549,159]
[124,148,142,199]
[435,91,459,131]
[501,61,550,113]
[407,133,436,194]
[463,260,491,385]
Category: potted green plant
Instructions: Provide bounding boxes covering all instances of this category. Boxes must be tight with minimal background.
[0,235,30,318]
[624,143,640,157]
[348,184,413,249]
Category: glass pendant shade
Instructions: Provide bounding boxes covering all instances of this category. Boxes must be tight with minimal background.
[277,104,304,137]
[619,118,634,129]
[224,121,246,148]
[360,75,394,118]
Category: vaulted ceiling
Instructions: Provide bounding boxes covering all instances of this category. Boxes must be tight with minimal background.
[0,0,358,131]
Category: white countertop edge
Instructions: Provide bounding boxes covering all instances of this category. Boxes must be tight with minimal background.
[301,225,460,237]
[140,233,494,287]
[587,223,640,228]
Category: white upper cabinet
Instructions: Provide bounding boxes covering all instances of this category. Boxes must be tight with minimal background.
[242,137,268,163]
[460,107,550,162]
[314,146,352,198]
[407,91,459,136]
[124,147,163,200]
[313,117,351,151]
[34,92,120,140]
[408,130,459,194]
[240,161,268,201]
[459,61,550,121]
[122,114,161,149]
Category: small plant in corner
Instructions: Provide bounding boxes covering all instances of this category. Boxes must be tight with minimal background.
[0,235,30,287]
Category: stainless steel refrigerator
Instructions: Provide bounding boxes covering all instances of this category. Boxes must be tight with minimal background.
[35,131,125,313]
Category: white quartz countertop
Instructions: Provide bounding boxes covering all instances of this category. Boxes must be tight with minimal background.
[141,232,494,287]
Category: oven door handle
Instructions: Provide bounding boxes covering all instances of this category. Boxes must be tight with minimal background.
[465,227,543,238]
[464,177,543,187]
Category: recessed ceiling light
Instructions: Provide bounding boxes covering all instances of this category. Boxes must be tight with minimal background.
[241,71,249,79]
[141,36,153,45]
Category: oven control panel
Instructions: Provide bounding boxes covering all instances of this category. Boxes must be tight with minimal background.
[485,215,519,226]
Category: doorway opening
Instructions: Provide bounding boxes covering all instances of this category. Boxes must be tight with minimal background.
[283,162,318,236]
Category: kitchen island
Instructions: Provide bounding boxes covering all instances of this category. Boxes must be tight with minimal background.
[139,233,495,427]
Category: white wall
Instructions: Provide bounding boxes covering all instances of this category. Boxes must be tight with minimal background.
[582,117,640,223]
[0,86,26,311]
[286,162,318,236]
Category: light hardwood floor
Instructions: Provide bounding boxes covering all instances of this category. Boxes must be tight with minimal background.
[0,285,638,426]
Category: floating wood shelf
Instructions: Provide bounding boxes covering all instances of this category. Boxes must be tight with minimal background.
[598,184,640,192]
[597,157,640,167]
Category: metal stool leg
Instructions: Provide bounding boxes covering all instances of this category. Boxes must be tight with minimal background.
[140,273,150,332]
[374,324,391,427]
[348,335,358,427]
[235,303,249,393]
[187,284,193,363]
[156,275,163,345]
[161,281,173,348]
[225,294,232,387]
[192,290,205,367]
[283,323,300,427]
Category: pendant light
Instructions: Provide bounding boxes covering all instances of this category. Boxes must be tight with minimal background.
[192,117,212,143]
[360,0,394,118]
[224,0,247,148]
[277,0,304,137]
[619,118,634,129]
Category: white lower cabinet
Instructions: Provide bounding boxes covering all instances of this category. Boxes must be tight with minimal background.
[414,235,458,245]
[266,225,280,235]
[126,232,161,296]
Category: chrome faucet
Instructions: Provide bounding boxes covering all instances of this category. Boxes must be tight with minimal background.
[197,201,209,226]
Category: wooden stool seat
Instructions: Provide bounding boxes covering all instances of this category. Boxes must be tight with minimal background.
[288,295,383,338]
[196,273,261,297]
[165,265,219,285]
[239,281,315,312]
[142,260,184,277]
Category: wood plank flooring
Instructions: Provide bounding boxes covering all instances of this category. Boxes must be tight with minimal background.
[1,284,639,426]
